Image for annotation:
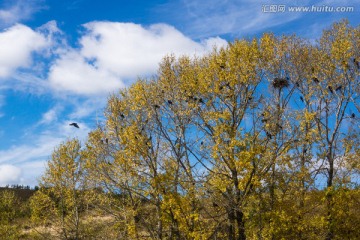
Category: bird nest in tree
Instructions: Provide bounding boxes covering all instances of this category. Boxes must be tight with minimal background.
[272,78,289,89]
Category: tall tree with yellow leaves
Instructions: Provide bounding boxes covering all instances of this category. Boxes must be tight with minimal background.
[31,138,88,239]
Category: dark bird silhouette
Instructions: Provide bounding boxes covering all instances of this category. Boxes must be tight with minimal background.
[120,113,125,118]
[154,104,160,109]
[351,113,355,118]
[335,86,342,92]
[69,123,79,128]
[261,119,268,123]
[199,98,204,104]
[167,100,173,105]
[266,131,272,139]
[354,58,360,69]
[300,96,304,102]
[312,77,319,83]
[105,138,108,144]
[201,141,204,145]
[328,86,334,94]
[295,82,300,87]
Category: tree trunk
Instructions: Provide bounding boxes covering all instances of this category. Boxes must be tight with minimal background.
[326,150,334,240]
[156,198,162,239]
[236,209,246,240]
[228,207,236,240]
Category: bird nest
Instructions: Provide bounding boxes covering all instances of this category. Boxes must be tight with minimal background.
[272,78,289,89]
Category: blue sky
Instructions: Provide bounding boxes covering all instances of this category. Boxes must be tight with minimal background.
[0,0,359,186]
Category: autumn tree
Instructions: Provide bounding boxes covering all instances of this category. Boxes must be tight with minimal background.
[0,190,22,239]
[31,138,89,239]
[36,19,360,240]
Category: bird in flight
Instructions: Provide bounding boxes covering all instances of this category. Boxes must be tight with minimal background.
[69,123,80,128]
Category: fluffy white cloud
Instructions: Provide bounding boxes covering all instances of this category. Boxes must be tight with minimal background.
[49,51,124,95]
[0,24,48,78]
[0,164,22,186]
[49,22,227,95]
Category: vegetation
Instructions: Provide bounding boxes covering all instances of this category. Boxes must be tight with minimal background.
[2,20,360,239]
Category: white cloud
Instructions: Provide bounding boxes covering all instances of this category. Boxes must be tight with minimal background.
[0,24,48,78]
[48,22,227,95]
[18,160,47,186]
[80,22,226,77]
[49,51,124,95]
[0,164,22,186]
[0,0,45,27]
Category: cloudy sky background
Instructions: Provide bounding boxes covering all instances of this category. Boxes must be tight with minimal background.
[0,0,359,186]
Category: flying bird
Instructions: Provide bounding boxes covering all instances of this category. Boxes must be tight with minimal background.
[335,86,342,92]
[69,123,79,128]
[300,96,304,102]
[351,113,355,118]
